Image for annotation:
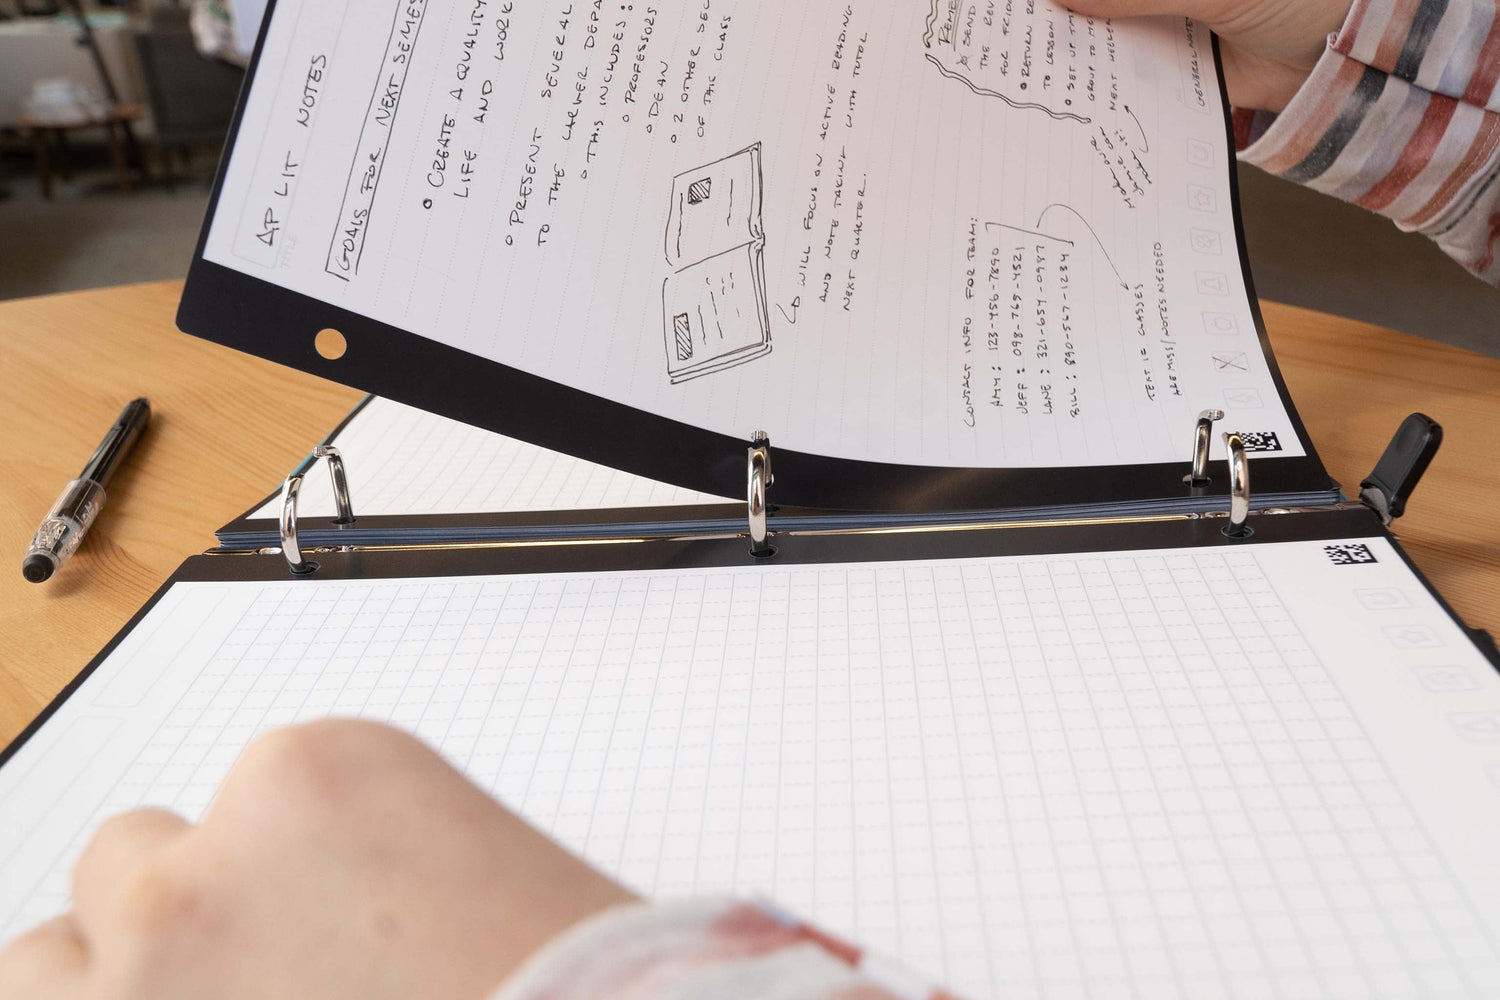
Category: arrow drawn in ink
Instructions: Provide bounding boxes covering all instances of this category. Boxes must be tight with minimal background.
[1036,203,1132,290]
[1122,104,1150,152]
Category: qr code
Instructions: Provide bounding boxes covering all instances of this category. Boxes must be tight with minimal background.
[1238,431,1283,453]
[1325,543,1378,566]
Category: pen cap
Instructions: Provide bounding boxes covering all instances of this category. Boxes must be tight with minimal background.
[27,479,107,568]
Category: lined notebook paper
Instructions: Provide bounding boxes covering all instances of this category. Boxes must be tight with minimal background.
[4,537,1500,998]
[249,398,731,520]
[203,0,1306,469]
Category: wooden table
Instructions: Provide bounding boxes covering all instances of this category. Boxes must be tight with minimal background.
[1,281,1497,747]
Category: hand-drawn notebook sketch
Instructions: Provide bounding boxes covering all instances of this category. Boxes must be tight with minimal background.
[661,144,771,384]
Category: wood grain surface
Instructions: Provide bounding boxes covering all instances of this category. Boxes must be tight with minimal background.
[1,281,1495,747]
[0,282,360,747]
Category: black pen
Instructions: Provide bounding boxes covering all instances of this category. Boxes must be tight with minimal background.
[23,398,152,584]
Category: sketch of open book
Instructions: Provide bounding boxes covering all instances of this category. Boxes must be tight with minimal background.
[661,144,772,384]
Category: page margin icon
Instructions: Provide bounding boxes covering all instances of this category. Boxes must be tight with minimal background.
[1187,184,1217,213]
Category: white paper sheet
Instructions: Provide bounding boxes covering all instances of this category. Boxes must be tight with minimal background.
[203,0,1304,470]
[228,0,269,56]
[248,397,730,520]
[5,537,1499,997]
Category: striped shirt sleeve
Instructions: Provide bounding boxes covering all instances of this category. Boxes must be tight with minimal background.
[490,898,962,1000]
[1237,0,1500,284]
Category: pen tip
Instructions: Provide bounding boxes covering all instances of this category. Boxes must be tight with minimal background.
[22,554,54,584]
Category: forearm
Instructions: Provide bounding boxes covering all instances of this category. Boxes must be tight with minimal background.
[1237,0,1500,283]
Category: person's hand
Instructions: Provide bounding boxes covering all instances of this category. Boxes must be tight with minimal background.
[1061,0,1355,112]
[0,720,635,1000]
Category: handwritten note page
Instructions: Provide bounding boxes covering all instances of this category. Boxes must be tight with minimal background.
[203,1,1302,470]
[5,538,1499,997]
[248,397,730,520]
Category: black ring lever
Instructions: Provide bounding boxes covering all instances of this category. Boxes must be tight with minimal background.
[1360,413,1443,525]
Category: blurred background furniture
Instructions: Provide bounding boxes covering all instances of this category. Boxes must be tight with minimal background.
[0,9,144,127]
[20,101,141,198]
[130,3,242,182]
[1239,169,1500,360]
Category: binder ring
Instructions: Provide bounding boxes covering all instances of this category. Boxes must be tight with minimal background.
[1184,409,1225,486]
[1222,431,1252,538]
[278,444,355,575]
[747,431,774,557]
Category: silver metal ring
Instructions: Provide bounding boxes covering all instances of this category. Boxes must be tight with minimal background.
[747,431,773,557]
[1184,409,1224,486]
[278,445,355,575]
[1222,431,1251,537]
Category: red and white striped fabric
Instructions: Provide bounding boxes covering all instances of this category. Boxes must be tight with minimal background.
[491,898,962,1000]
[1235,0,1500,284]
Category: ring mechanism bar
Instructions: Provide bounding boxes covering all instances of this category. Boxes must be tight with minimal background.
[278,445,355,575]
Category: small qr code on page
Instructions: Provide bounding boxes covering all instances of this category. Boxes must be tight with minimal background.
[1238,431,1283,453]
[1325,544,1378,566]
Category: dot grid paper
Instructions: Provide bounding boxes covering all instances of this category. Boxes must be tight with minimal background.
[248,398,728,519]
[4,548,1499,999]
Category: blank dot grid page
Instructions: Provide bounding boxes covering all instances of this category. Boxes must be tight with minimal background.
[247,397,731,521]
[4,536,1500,998]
